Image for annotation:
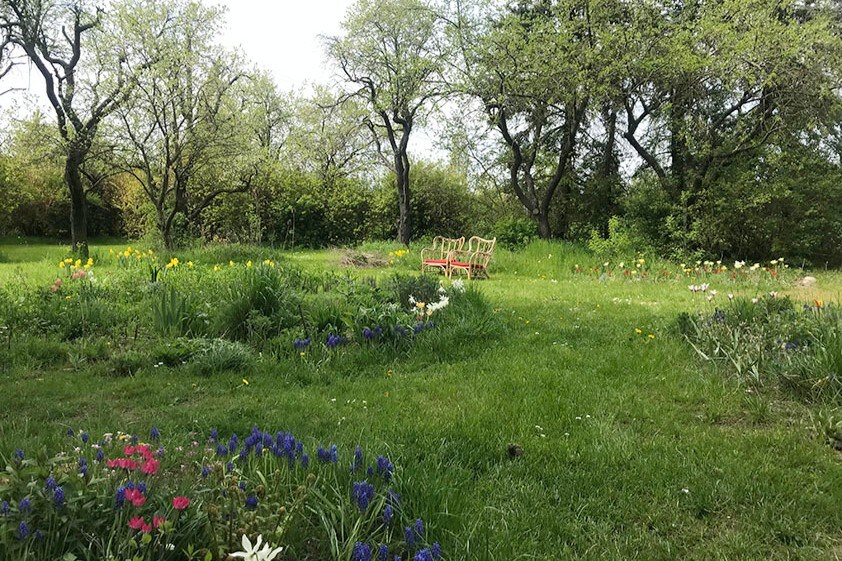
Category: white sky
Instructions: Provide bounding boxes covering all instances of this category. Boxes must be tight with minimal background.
[0,0,445,157]
[1,0,355,111]
[211,0,356,91]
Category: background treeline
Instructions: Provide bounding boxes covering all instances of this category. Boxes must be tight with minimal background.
[1,0,842,265]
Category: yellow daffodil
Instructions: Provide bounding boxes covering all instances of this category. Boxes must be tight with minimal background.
[213,265,221,271]
[187,261,193,267]
[416,302,425,309]
[58,261,65,268]
[246,260,253,268]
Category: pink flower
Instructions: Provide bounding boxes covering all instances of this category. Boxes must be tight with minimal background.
[125,488,146,507]
[172,496,190,510]
[141,522,152,533]
[153,515,166,529]
[123,445,136,456]
[128,516,144,530]
[141,458,159,475]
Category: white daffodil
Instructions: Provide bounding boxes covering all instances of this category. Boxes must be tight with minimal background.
[230,534,283,561]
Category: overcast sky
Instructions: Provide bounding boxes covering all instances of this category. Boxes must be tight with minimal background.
[211,0,356,91]
[1,0,356,116]
[0,0,449,156]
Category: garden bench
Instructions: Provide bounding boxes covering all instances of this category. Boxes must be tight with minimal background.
[449,236,496,279]
[420,236,465,276]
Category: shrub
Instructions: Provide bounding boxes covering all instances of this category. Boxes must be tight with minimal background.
[492,216,538,249]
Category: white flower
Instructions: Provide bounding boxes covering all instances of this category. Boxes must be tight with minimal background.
[230,534,283,561]
[427,296,450,313]
[408,295,416,305]
[751,298,759,304]
[450,278,465,293]
[709,290,717,296]
[734,260,744,269]
[769,291,778,298]
[700,283,709,292]
[727,294,734,300]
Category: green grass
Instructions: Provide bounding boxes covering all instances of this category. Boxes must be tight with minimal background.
[1,237,841,560]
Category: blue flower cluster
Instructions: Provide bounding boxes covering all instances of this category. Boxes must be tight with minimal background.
[211,426,308,470]
[317,444,339,463]
[362,326,384,341]
[326,333,349,349]
[413,321,435,334]
[376,455,394,481]
[352,480,375,512]
[294,337,311,350]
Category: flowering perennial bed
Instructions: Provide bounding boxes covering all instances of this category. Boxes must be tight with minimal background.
[0,427,443,561]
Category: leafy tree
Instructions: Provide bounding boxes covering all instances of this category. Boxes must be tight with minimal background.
[620,0,840,250]
[448,0,616,238]
[327,0,444,245]
[110,0,265,248]
[285,85,375,187]
[1,0,134,256]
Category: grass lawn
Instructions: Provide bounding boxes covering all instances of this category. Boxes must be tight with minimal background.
[1,237,841,560]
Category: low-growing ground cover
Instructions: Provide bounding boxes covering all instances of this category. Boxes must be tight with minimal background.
[1,237,841,560]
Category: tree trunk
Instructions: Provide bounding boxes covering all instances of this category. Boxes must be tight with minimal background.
[536,211,551,239]
[395,151,411,246]
[65,147,89,259]
[159,210,174,250]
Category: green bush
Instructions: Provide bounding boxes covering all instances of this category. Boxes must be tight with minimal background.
[492,216,538,249]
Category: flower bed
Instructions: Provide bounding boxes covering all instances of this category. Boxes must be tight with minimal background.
[0,427,442,560]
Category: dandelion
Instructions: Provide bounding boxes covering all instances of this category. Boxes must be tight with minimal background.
[648,334,655,339]
[247,260,253,268]
[243,378,249,386]
[635,329,642,334]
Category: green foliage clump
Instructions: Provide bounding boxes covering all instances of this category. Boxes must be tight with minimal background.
[679,297,842,400]
[492,217,538,249]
